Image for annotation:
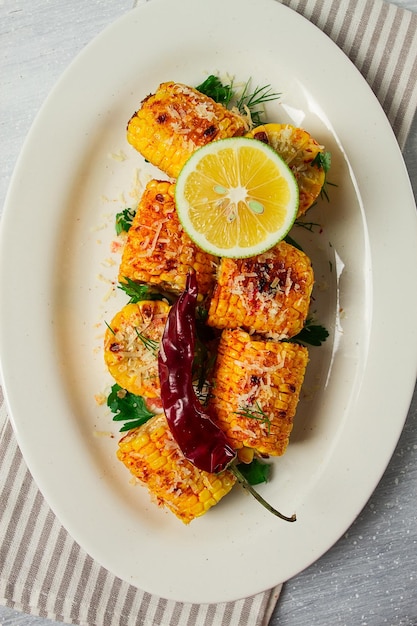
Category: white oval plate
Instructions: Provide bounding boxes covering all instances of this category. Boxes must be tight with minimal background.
[1,0,417,604]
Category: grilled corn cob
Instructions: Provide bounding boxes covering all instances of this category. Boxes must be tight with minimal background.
[246,123,326,216]
[104,300,169,397]
[207,241,314,339]
[209,329,308,456]
[119,179,218,296]
[127,81,248,179]
[117,414,236,524]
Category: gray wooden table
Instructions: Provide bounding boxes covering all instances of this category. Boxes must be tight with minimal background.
[1,1,416,624]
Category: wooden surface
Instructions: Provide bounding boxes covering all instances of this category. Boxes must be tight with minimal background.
[1,1,416,624]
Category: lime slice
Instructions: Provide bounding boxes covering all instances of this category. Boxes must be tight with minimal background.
[175,137,299,258]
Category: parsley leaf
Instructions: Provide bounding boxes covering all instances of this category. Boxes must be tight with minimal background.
[195,75,233,107]
[312,151,331,173]
[107,384,155,432]
[115,208,136,235]
[290,318,329,347]
[118,278,175,304]
[236,458,271,485]
[311,151,335,201]
[195,74,280,126]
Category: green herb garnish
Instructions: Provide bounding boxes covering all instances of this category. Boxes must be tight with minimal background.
[236,458,271,485]
[107,383,155,432]
[294,219,322,233]
[193,343,216,403]
[134,329,159,355]
[290,318,329,347]
[115,208,136,235]
[104,320,116,336]
[195,75,233,107]
[192,309,217,402]
[284,234,303,251]
[118,278,175,304]
[196,305,209,323]
[235,79,281,126]
[195,74,280,126]
[320,179,338,202]
[312,151,331,173]
[230,464,296,522]
[235,402,271,434]
[311,151,335,201]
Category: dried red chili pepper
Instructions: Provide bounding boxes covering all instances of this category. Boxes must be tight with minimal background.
[158,271,236,474]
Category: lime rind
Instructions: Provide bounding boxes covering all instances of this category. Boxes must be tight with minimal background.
[175,137,299,259]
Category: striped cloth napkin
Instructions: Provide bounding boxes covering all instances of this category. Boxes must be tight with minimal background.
[1,1,416,625]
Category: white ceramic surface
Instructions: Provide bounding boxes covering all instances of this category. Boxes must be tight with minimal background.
[1,0,417,604]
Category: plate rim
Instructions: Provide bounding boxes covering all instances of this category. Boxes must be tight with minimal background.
[1,0,417,603]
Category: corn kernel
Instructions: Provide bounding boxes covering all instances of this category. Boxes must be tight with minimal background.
[117,414,236,524]
[209,328,308,456]
[119,179,218,297]
[127,81,247,179]
[237,447,255,464]
[207,241,313,339]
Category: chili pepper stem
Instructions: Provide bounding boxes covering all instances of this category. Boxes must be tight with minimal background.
[230,465,296,523]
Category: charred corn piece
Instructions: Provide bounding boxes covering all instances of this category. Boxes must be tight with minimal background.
[209,329,308,456]
[104,300,169,397]
[207,241,314,339]
[118,179,218,296]
[127,81,247,179]
[246,123,326,217]
[117,414,236,524]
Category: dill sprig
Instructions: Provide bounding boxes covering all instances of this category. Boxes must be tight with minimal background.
[235,402,271,434]
[235,80,281,126]
[320,179,337,202]
[284,234,303,251]
[104,320,116,336]
[134,329,159,355]
[294,219,322,233]
[196,75,280,126]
